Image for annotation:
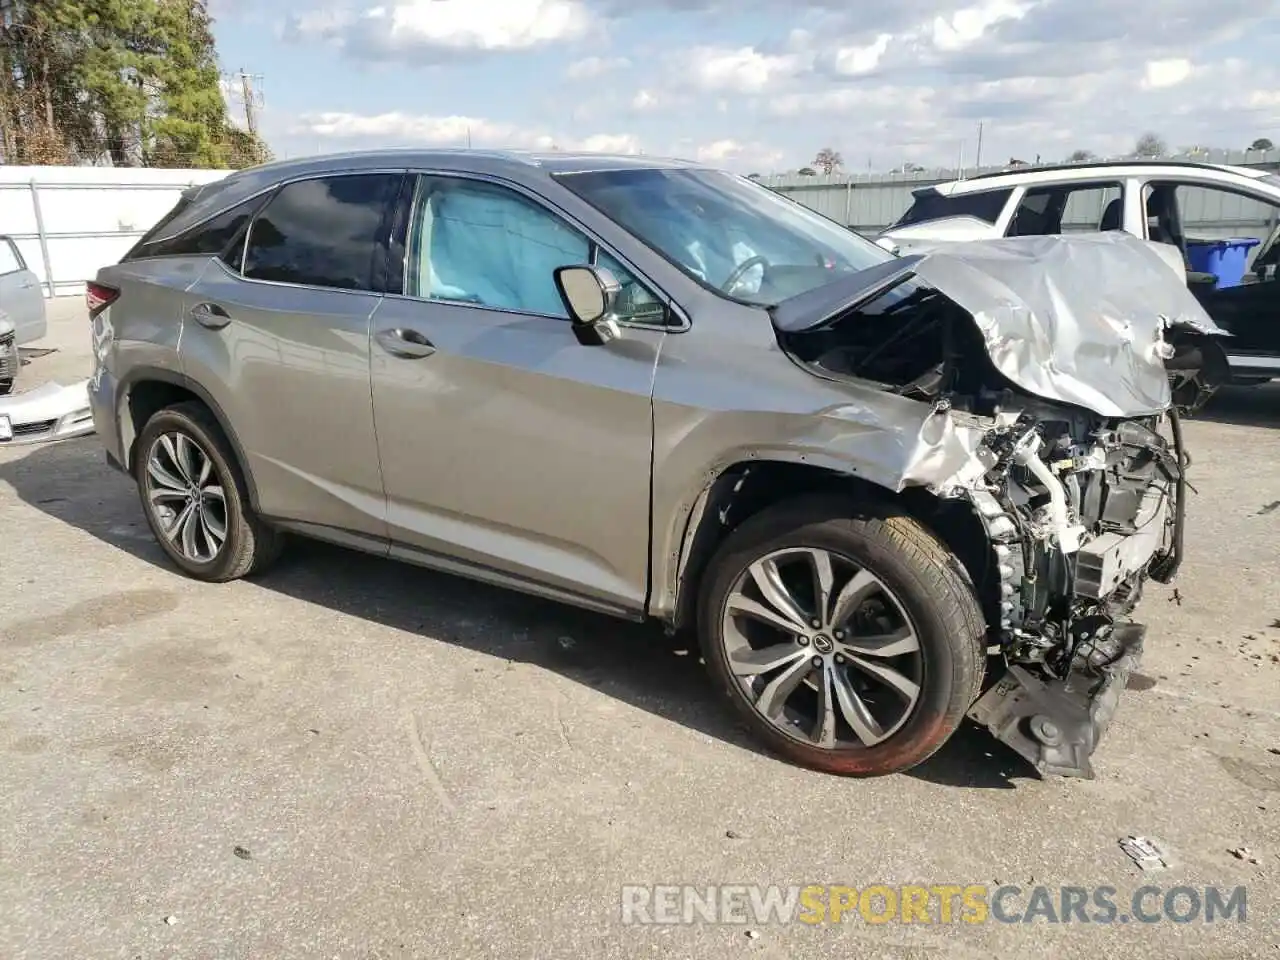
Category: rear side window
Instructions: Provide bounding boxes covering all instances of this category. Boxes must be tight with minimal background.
[241,173,402,291]
[893,188,1012,227]
[138,195,269,261]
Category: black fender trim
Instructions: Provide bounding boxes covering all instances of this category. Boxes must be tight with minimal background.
[116,366,262,512]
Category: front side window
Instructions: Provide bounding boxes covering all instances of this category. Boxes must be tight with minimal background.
[556,167,894,307]
[405,175,665,323]
[242,173,401,291]
[1149,180,1280,275]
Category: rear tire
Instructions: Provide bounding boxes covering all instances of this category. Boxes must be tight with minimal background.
[134,401,283,582]
[697,494,986,777]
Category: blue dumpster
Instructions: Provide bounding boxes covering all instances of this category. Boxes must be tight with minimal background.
[1184,237,1261,288]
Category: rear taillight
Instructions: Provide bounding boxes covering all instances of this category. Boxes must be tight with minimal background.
[86,281,119,319]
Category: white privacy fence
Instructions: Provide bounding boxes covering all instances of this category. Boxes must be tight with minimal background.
[0,165,231,298]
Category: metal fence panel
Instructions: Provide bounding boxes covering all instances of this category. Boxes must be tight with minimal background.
[0,165,230,297]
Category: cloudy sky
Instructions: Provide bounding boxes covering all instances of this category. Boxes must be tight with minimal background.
[209,0,1280,173]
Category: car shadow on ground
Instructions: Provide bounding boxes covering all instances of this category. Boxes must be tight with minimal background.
[1193,381,1280,428]
[0,437,1029,790]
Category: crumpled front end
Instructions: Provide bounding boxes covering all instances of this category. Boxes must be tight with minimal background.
[954,403,1186,778]
[772,231,1229,778]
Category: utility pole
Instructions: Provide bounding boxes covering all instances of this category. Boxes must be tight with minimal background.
[224,68,265,135]
[975,121,984,169]
[239,69,258,136]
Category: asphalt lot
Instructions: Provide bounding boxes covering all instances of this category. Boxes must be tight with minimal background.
[2,299,1279,959]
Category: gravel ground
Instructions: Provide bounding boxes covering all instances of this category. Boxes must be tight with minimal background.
[2,299,1278,959]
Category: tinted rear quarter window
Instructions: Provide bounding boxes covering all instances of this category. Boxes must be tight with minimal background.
[136,195,269,261]
[242,173,402,291]
[894,188,1012,226]
[121,193,194,261]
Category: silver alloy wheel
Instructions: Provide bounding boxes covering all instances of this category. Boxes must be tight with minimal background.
[144,432,228,563]
[720,547,924,749]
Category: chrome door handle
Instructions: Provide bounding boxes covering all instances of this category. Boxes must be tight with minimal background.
[190,302,231,329]
[375,328,436,359]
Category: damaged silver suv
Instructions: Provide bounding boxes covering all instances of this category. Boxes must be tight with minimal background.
[87,151,1228,779]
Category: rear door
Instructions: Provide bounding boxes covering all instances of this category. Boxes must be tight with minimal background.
[0,236,46,344]
[368,172,668,615]
[179,171,405,540]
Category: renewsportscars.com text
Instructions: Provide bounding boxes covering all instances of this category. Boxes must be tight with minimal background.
[620,884,1248,926]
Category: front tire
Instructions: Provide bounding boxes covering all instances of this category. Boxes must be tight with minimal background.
[134,401,282,582]
[698,494,986,777]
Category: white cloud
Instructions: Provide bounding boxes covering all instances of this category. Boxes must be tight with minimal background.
[693,138,786,171]
[566,55,630,79]
[577,133,642,153]
[929,0,1030,52]
[293,110,640,154]
[695,139,742,162]
[1142,58,1193,89]
[288,0,593,57]
[298,111,510,145]
[832,32,893,76]
[631,89,660,110]
[689,45,805,93]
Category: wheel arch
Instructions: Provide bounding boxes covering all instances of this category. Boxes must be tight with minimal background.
[117,367,261,511]
[663,458,1000,638]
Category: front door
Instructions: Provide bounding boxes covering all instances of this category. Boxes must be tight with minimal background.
[1147,179,1280,374]
[0,237,46,344]
[179,171,404,540]
[370,173,669,615]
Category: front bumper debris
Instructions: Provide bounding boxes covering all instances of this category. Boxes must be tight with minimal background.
[966,622,1146,779]
[0,379,96,446]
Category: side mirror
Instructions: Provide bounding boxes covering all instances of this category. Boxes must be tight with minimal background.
[553,264,623,346]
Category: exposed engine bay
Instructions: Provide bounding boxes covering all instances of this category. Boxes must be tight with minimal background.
[773,235,1229,778]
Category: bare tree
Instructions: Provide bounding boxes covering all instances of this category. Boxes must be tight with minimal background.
[812,147,843,175]
[1133,132,1167,158]
[1249,137,1274,152]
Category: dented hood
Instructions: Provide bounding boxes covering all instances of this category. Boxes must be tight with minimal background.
[771,231,1229,418]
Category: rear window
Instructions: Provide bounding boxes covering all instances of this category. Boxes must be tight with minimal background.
[893,188,1012,227]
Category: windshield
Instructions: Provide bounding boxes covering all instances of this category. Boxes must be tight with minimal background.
[555,167,894,306]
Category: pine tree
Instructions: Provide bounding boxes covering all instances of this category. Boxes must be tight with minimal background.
[1,0,272,167]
